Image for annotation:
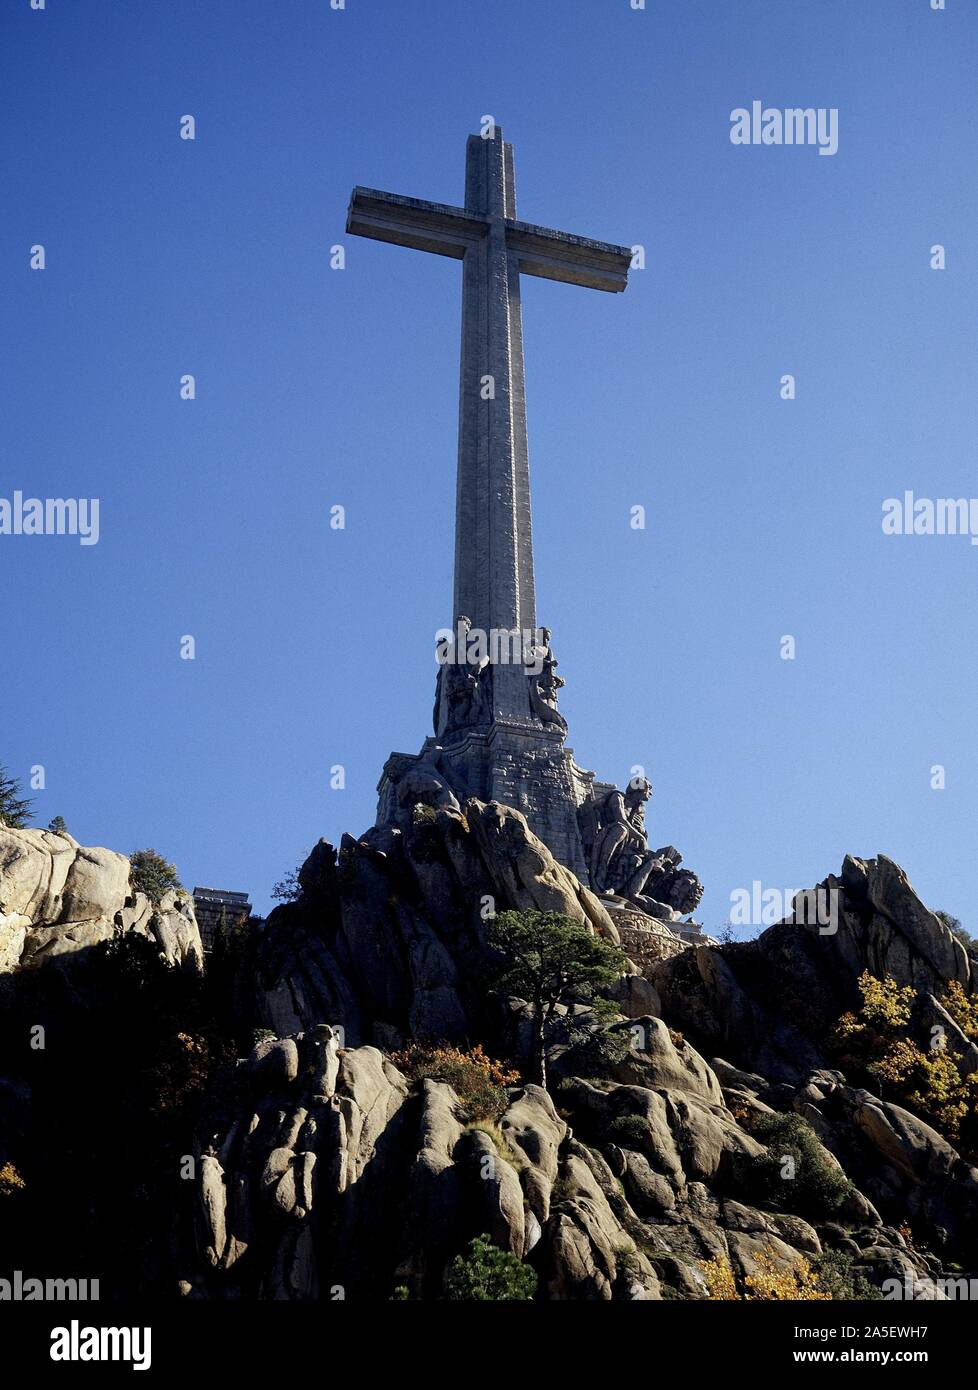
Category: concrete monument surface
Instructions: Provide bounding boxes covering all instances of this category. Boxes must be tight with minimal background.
[347,130,702,921]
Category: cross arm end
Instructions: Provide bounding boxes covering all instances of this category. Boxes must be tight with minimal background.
[505,221,633,293]
[346,187,486,259]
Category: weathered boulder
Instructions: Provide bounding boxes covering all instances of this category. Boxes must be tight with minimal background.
[0,826,86,925]
[609,1017,724,1104]
[621,1149,677,1217]
[851,1095,958,1187]
[537,1145,660,1300]
[836,856,970,995]
[780,1071,978,1259]
[249,1036,300,1090]
[498,1084,565,1228]
[0,824,203,973]
[613,971,662,1020]
[174,819,978,1292]
[115,888,203,970]
[465,801,621,942]
[182,1031,666,1301]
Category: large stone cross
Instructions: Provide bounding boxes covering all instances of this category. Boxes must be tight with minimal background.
[347,129,631,724]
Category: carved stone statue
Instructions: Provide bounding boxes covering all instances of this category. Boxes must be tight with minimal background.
[433,615,492,738]
[579,778,704,922]
[526,626,567,734]
[587,778,655,891]
[641,864,703,918]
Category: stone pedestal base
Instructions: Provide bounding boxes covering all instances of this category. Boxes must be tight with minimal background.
[599,899,704,970]
[377,719,596,882]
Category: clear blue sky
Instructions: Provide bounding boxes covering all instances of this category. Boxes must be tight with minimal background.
[3,0,976,931]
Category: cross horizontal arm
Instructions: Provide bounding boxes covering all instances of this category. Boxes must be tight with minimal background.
[347,187,487,260]
[505,220,632,293]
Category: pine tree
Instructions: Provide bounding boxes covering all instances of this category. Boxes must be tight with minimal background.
[0,765,33,828]
[444,1234,537,1301]
[487,909,627,1089]
[130,849,183,905]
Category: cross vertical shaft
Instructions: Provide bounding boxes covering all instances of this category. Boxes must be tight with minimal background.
[456,134,535,722]
[349,129,632,875]
[347,129,631,727]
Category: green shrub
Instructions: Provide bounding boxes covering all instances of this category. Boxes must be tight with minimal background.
[748,1112,853,1218]
[444,1234,537,1301]
[615,1248,642,1286]
[811,1250,883,1301]
[549,1175,573,1205]
[605,1114,650,1150]
[554,1008,633,1076]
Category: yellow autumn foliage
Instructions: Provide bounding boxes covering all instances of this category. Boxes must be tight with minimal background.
[701,1256,739,1300]
[744,1249,831,1301]
[832,971,978,1145]
[942,980,978,1043]
[0,1162,26,1198]
[703,1248,831,1301]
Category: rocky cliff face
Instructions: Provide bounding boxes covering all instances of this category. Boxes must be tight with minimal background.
[176,807,975,1300]
[0,824,203,972]
[185,1027,663,1301]
[182,1016,956,1302]
[2,805,973,1301]
[650,854,971,1085]
[256,800,621,1049]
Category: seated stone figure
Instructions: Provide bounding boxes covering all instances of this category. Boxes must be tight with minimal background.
[588,780,654,890]
[433,615,492,739]
[580,779,703,923]
[525,626,567,734]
